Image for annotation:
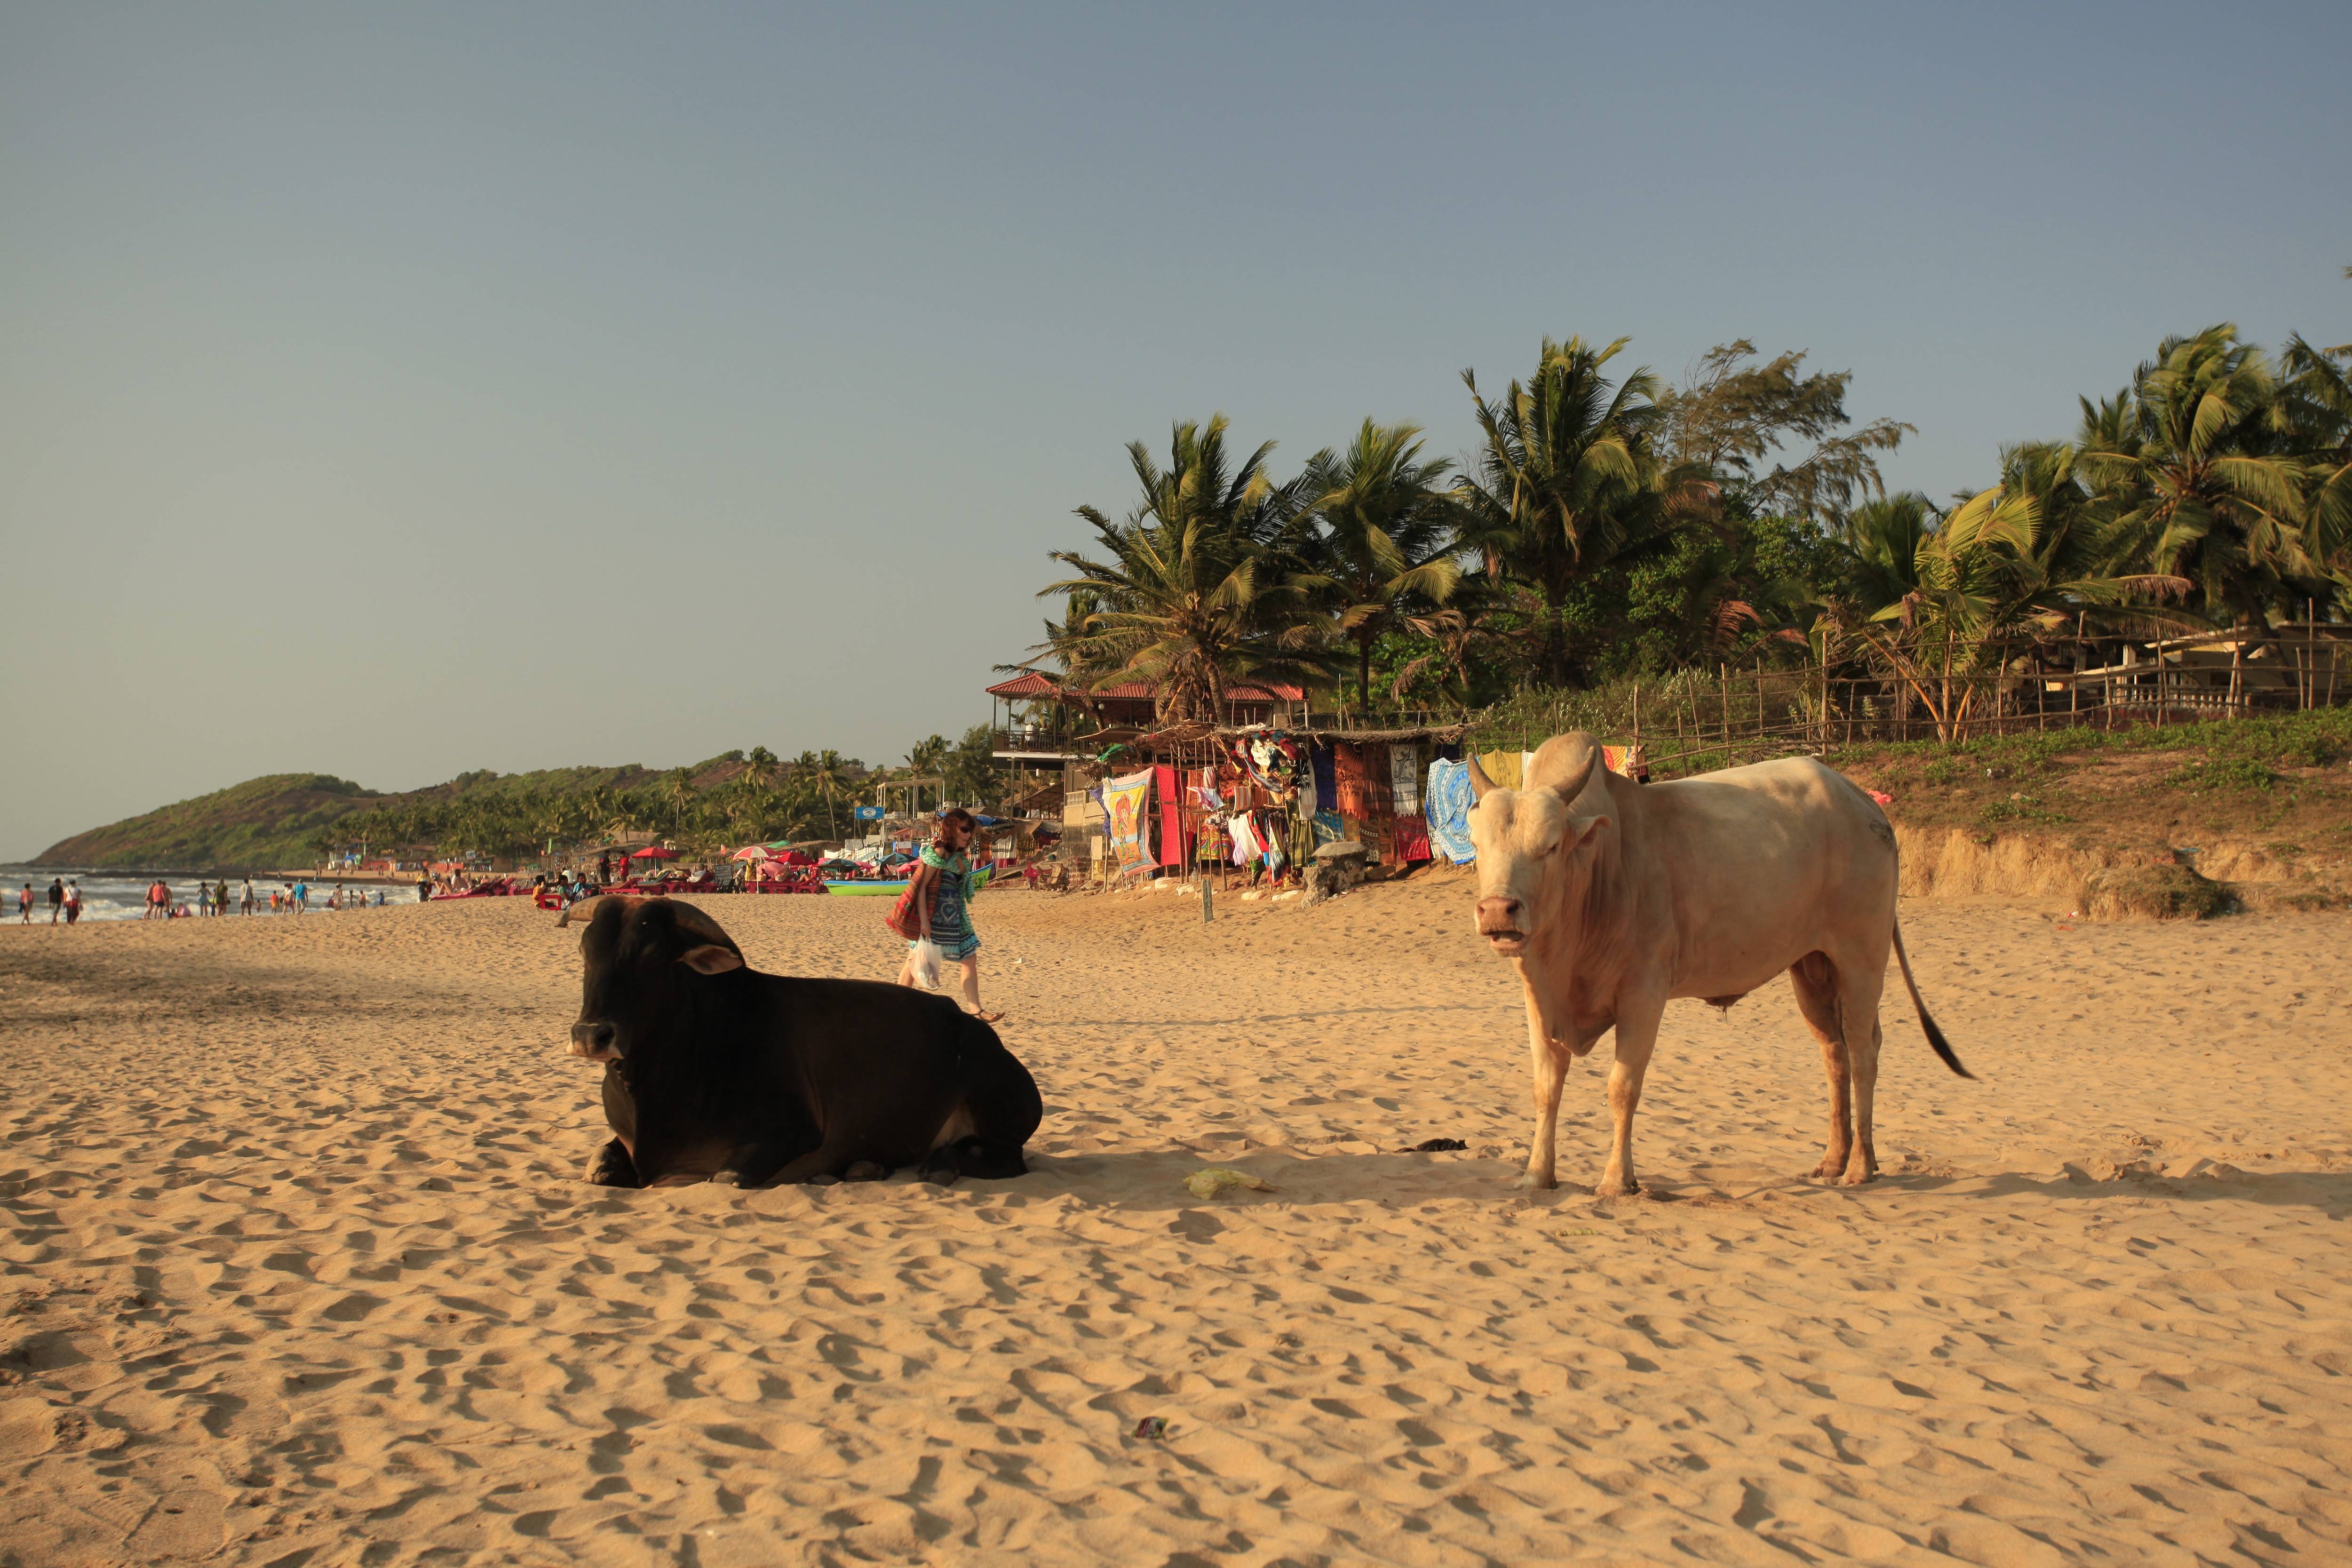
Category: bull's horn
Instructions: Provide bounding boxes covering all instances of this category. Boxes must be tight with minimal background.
[667,899,743,955]
[557,895,624,929]
[1527,733,1600,804]
[1465,751,1496,801]
[1554,743,1598,804]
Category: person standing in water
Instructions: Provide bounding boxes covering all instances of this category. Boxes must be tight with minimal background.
[64,881,80,924]
[894,806,1003,1022]
[48,877,64,923]
[16,884,31,923]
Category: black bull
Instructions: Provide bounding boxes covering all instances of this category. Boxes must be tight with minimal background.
[560,896,1041,1187]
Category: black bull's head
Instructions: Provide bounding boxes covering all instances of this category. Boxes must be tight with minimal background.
[559,896,746,1062]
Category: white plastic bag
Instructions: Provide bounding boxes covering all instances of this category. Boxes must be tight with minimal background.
[907,938,946,990]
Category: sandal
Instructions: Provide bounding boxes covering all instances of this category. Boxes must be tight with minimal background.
[972,1009,1007,1024]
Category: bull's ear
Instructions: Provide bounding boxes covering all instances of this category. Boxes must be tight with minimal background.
[1565,815,1611,855]
[677,944,744,975]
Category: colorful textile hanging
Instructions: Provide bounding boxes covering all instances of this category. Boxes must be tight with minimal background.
[1153,765,1188,868]
[1310,742,1338,807]
[1102,769,1155,877]
[1476,750,1522,789]
[1389,745,1422,816]
[1312,809,1346,847]
[1334,743,1375,819]
[1425,757,1477,864]
[1391,814,1431,863]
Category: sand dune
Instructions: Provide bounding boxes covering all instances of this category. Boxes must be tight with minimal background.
[3,876,2349,1565]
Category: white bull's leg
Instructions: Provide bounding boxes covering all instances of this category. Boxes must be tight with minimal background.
[1787,954,1854,1180]
[1518,985,1571,1190]
[1598,992,1666,1197]
[1838,961,1890,1186]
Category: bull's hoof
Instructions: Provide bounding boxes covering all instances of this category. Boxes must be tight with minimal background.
[709,1169,744,1187]
[1596,1178,1641,1198]
[1513,1171,1556,1191]
[922,1168,961,1188]
[1838,1167,1880,1188]
[804,1173,841,1187]
[843,1161,888,1182]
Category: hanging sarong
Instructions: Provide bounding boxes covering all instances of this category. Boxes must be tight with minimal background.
[1103,770,1155,877]
[1154,765,1187,868]
[1477,750,1523,789]
[1334,743,1375,819]
[1390,745,1422,816]
[1425,757,1477,864]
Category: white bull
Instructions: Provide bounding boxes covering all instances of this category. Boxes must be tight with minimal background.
[1468,732,1968,1194]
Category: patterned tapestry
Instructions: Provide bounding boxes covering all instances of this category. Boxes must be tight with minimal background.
[1425,757,1477,864]
[1102,769,1156,878]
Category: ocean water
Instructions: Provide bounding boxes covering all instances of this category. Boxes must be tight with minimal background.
[0,867,423,923]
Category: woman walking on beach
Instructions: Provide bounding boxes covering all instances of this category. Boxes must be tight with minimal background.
[895,806,1003,1022]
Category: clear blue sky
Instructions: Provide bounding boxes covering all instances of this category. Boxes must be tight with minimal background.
[4,1,2347,857]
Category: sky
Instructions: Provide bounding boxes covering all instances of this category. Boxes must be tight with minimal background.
[3,1,2348,858]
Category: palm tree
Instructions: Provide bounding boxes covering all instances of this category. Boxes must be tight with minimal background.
[2074,325,2316,631]
[1851,444,2182,739]
[1297,420,1463,711]
[1455,336,1706,686]
[1043,417,1323,723]
[663,768,696,835]
[2280,331,2352,583]
[1831,491,1936,621]
[794,749,858,839]
[740,746,779,793]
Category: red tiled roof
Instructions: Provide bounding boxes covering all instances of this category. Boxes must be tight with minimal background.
[985,674,1303,703]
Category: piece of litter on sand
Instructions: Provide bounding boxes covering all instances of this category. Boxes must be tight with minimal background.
[1867,788,1893,806]
[1182,1167,1273,1200]
[1410,1138,1468,1153]
[1133,1417,1170,1440]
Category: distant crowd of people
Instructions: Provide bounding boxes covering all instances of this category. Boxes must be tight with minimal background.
[12,876,399,924]
[16,877,79,924]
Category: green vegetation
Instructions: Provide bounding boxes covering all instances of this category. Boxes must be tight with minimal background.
[1825,707,2352,848]
[1024,309,2351,724]
[36,725,1016,871]
[38,774,380,870]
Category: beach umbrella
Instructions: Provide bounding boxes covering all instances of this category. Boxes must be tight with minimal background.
[729,845,772,861]
[630,845,679,860]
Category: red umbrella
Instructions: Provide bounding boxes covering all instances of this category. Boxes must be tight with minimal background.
[630,845,679,860]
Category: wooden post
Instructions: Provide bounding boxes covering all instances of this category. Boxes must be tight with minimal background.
[1720,663,1730,757]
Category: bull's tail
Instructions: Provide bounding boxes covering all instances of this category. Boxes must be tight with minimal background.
[1891,918,1971,1079]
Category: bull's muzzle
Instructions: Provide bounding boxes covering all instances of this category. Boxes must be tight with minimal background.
[570,1021,620,1061]
[1476,896,1527,954]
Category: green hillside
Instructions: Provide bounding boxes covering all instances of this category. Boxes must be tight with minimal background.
[35,774,385,869]
[34,758,750,871]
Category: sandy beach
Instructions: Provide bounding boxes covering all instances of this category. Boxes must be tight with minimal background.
[3,877,2349,1566]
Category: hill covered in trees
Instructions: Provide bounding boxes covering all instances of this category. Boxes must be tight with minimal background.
[35,774,386,870]
[33,728,1006,870]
